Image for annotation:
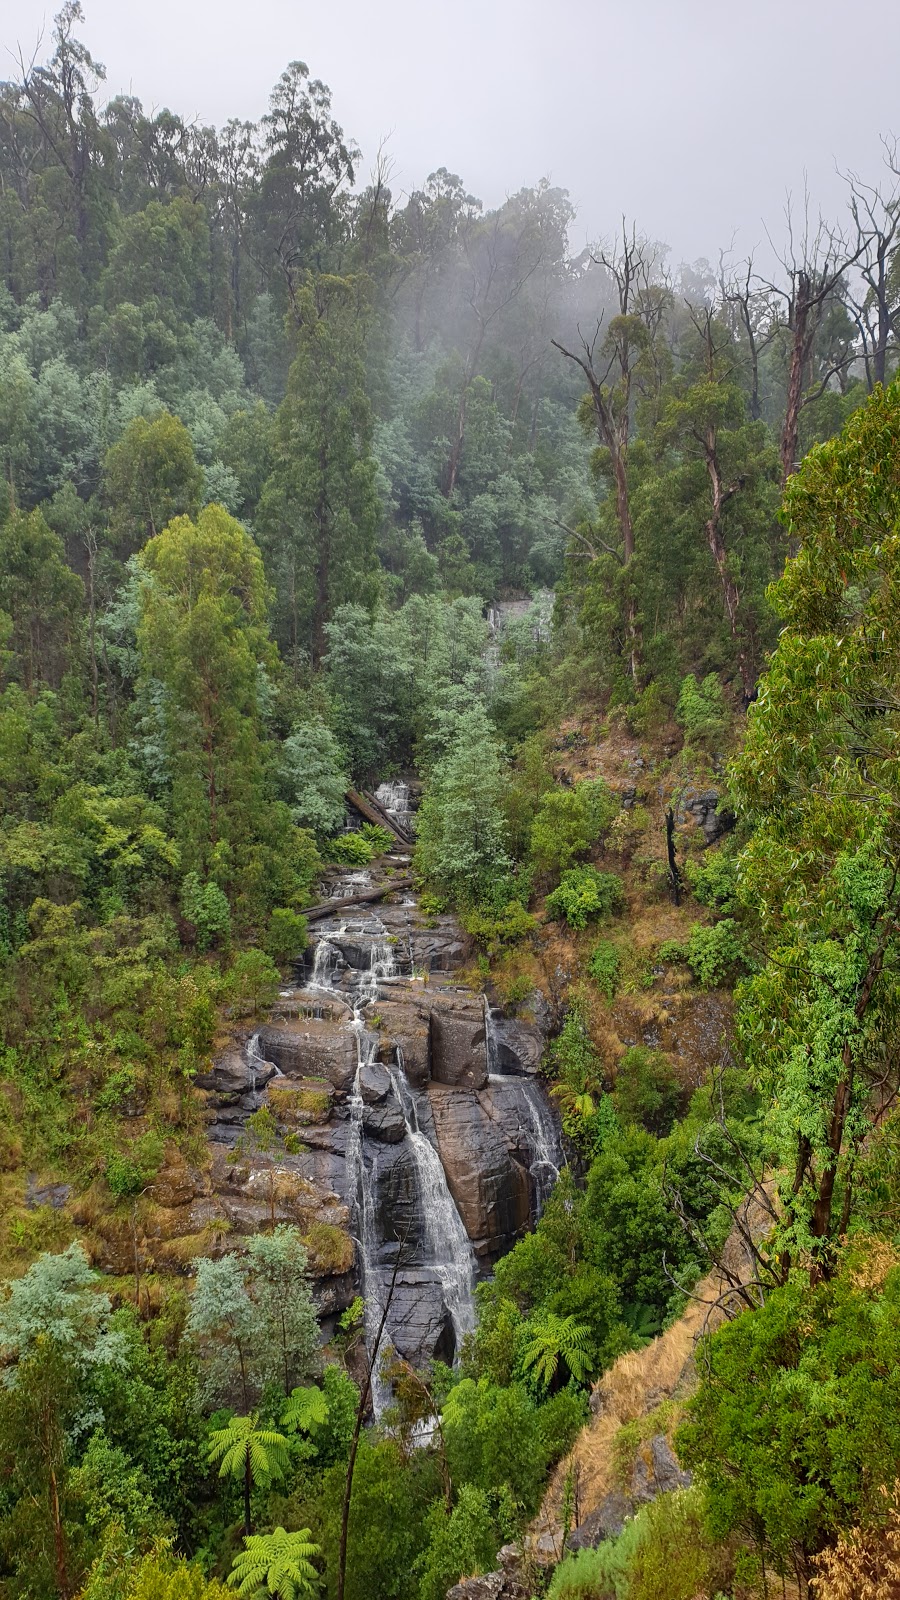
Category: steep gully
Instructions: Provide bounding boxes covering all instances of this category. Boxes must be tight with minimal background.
[199,780,565,1409]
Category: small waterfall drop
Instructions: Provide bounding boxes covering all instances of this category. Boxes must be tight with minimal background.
[517,1079,563,1213]
[375,780,412,833]
[246,1030,281,1092]
[484,998,564,1216]
[388,1055,476,1356]
[346,1021,391,1416]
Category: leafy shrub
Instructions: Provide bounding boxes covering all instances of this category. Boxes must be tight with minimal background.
[327,831,375,865]
[223,947,280,1016]
[529,779,618,881]
[180,872,231,950]
[463,899,536,954]
[685,847,739,913]
[281,718,349,838]
[546,867,625,929]
[359,823,396,854]
[547,1529,640,1600]
[266,907,308,964]
[105,1130,165,1199]
[588,939,620,1001]
[675,673,728,745]
[685,919,745,986]
[612,1047,682,1136]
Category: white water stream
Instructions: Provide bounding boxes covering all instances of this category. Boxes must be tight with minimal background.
[484,1000,564,1215]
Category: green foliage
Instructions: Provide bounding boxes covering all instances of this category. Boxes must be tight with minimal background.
[520,1312,593,1391]
[683,918,745,987]
[223,948,281,1016]
[227,1526,321,1599]
[612,1047,682,1137]
[105,1130,165,1198]
[104,413,203,554]
[266,908,309,965]
[529,779,618,883]
[546,867,625,929]
[181,872,232,950]
[684,845,739,914]
[281,722,349,839]
[415,699,511,907]
[588,939,620,1001]
[326,831,375,865]
[187,1230,318,1409]
[675,673,728,745]
[417,1485,507,1600]
[678,1267,900,1573]
[462,898,536,955]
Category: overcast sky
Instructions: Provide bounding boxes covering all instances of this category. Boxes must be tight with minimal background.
[8,0,900,265]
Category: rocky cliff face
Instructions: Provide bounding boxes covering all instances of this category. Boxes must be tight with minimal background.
[196,842,564,1390]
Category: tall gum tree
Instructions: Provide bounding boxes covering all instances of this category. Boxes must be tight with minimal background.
[733,378,900,1278]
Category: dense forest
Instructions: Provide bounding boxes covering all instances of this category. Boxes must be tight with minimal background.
[2,6,900,1599]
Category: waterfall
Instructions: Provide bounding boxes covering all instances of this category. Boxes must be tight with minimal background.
[517,1079,564,1214]
[246,1030,281,1092]
[310,938,342,990]
[375,780,412,833]
[346,1023,391,1416]
[484,998,563,1216]
[388,1055,476,1356]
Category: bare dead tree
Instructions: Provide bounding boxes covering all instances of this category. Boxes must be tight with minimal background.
[761,192,865,485]
[841,137,900,390]
[722,253,779,420]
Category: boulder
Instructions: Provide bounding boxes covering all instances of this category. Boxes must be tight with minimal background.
[565,1490,634,1550]
[486,1014,545,1075]
[430,1007,488,1090]
[427,1086,530,1262]
[630,1434,692,1501]
[257,1022,357,1092]
[446,1575,505,1600]
[195,1046,278,1099]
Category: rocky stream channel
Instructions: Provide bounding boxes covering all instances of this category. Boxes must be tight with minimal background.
[197,782,565,1409]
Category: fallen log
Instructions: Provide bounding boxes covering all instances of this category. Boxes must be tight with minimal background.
[345,787,412,845]
[304,878,415,923]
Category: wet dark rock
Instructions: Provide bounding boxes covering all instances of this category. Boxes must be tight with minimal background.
[26,1176,71,1211]
[430,1005,488,1089]
[428,1086,530,1262]
[679,788,735,845]
[195,1046,279,1098]
[446,1574,505,1600]
[258,1023,357,1092]
[488,1015,544,1075]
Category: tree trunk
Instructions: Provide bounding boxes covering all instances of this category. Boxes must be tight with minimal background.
[337,1248,405,1600]
[780,284,811,486]
[665,809,681,906]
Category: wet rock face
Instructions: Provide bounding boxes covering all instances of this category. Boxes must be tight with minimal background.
[194,846,566,1377]
[428,1085,530,1263]
[430,1005,489,1090]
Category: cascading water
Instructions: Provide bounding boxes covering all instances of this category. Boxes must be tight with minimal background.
[516,1079,564,1212]
[246,1030,281,1092]
[375,780,412,833]
[388,1054,476,1354]
[346,1021,391,1415]
[484,999,564,1216]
